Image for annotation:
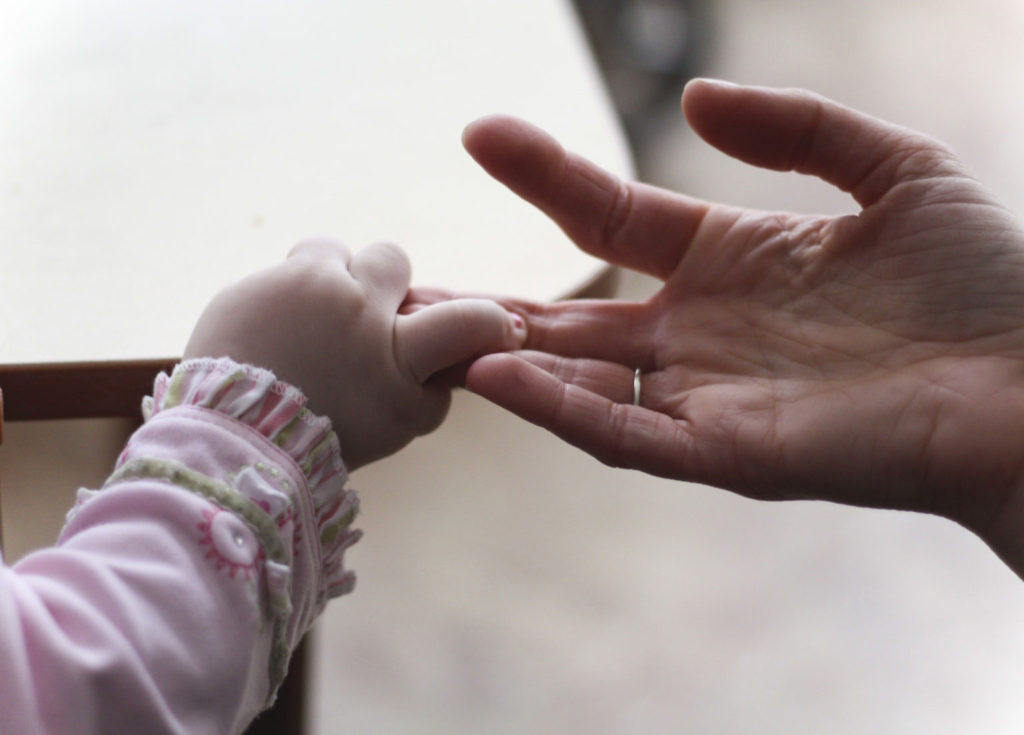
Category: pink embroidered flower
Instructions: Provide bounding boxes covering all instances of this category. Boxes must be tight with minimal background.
[197,508,264,580]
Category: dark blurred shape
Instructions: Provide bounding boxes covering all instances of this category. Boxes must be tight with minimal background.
[572,0,714,145]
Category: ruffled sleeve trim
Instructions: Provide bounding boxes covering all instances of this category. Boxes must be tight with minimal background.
[143,358,361,605]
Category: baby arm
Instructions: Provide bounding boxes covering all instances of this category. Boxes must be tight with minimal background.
[1,361,358,734]
[0,239,522,734]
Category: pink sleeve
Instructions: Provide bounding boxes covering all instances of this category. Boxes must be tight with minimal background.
[0,358,361,735]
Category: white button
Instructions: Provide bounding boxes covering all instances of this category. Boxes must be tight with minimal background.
[210,512,259,568]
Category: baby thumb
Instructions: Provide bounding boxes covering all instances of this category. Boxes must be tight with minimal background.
[395,299,527,384]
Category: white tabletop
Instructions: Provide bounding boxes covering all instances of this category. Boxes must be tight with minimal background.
[0,0,632,365]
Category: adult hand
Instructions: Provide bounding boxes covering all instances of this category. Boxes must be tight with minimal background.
[184,239,526,469]
[455,80,1024,573]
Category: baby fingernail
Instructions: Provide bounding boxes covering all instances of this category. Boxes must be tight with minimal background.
[508,311,527,345]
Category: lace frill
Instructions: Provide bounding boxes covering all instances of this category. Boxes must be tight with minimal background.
[143,358,361,607]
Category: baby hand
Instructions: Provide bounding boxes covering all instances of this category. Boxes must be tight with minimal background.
[184,238,526,468]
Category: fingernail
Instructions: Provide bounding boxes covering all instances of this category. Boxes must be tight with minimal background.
[507,310,527,346]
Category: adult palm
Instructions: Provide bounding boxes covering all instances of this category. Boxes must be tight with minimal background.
[455,80,1024,570]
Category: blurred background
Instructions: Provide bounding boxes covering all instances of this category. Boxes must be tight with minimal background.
[3,1,1024,734]
[311,1,1024,734]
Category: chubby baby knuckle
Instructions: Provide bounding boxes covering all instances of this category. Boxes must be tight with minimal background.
[287,236,351,262]
[365,241,412,275]
[277,259,360,310]
[368,240,409,261]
